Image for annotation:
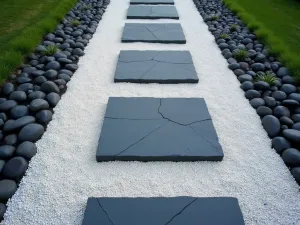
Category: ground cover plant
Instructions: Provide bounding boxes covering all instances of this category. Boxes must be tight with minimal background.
[223,0,300,79]
[0,0,77,83]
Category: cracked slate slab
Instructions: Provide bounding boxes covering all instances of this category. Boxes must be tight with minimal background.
[121,23,186,44]
[96,97,224,162]
[130,0,174,4]
[114,51,198,84]
[127,6,179,19]
[82,197,245,225]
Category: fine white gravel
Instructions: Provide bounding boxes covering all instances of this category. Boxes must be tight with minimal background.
[4,0,300,224]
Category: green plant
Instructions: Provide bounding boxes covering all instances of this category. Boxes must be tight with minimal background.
[254,71,278,85]
[222,0,300,79]
[233,49,248,61]
[0,0,78,83]
[219,33,229,39]
[229,24,238,32]
[70,19,81,26]
[82,4,92,10]
[43,45,58,56]
[211,15,219,21]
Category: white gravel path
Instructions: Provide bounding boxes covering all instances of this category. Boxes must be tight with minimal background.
[3,0,300,224]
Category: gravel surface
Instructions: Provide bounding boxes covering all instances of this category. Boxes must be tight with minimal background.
[3,0,300,224]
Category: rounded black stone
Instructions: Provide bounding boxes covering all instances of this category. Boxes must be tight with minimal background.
[40,81,60,94]
[272,136,291,154]
[273,106,290,118]
[0,180,17,201]
[280,116,294,126]
[2,83,14,96]
[240,81,253,91]
[291,167,300,184]
[28,91,46,101]
[0,203,6,219]
[45,61,61,71]
[36,110,53,124]
[256,106,272,116]
[2,157,28,180]
[8,91,27,102]
[33,76,47,85]
[0,100,17,111]
[282,100,299,108]
[46,93,60,107]
[16,141,37,160]
[264,96,276,108]
[277,67,289,77]
[18,123,45,142]
[293,123,300,131]
[4,134,18,145]
[250,98,265,108]
[0,145,15,159]
[3,116,36,132]
[72,48,84,56]
[58,74,71,82]
[283,129,300,142]
[272,91,287,101]
[0,160,5,173]
[245,90,261,100]
[281,84,297,95]
[44,69,58,80]
[292,114,300,123]
[282,148,300,166]
[16,83,33,92]
[254,81,270,90]
[251,63,265,71]
[65,64,78,71]
[29,99,49,112]
[10,105,29,119]
[288,93,300,103]
[262,115,280,138]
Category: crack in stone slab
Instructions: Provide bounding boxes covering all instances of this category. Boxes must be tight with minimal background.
[144,26,160,40]
[139,61,159,80]
[188,125,222,154]
[165,198,198,225]
[105,117,162,121]
[114,120,169,158]
[158,99,211,126]
[96,199,115,225]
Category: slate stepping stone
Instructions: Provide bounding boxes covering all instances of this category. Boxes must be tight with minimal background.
[114,51,198,84]
[121,23,186,44]
[130,0,174,4]
[127,6,179,19]
[96,97,223,162]
[82,197,245,225]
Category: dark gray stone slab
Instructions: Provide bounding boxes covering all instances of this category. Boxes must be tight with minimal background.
[82,197,245,225]
[130,0,174,4]
[127,6,179,19]
[121,23,186,44]
[96,97,223,162]
[114,51,198,84]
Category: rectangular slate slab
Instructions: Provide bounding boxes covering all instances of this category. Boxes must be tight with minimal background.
[127,6,179,19]
[130,0,174,5]
[96,97,224,162]
[121,23,186,44]
[82,197,245,225]
[114,51,198,84]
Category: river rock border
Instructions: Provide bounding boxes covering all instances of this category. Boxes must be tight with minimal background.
[193,0,300,184]
[0,0,110,219]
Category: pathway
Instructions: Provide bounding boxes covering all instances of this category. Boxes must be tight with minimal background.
[3,0,300,224]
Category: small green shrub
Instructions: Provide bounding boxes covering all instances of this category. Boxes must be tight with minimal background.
[255,71,277,85]
[229,24,238,32]
[219,32,229,39]
[70,19,81,26]
[43,45,58,56]
[82,4,92,10]
[233,49,248,61]
[211,15,219,21]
